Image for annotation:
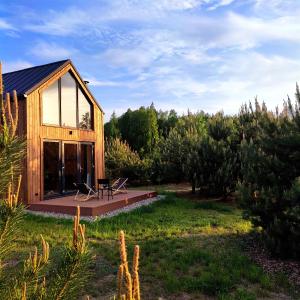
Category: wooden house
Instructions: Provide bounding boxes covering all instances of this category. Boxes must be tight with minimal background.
[3,59,105,204]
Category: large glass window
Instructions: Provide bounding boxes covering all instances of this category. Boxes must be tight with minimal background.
[78,89,92,129]
[42,81,59,125]
[61,72,77,127]
[42,71,93,129]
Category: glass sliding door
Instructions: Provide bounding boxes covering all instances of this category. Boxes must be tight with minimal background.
[80,143,94,187]
[63,143,78,193]
[44,141,61,197]
[43,140,95,199]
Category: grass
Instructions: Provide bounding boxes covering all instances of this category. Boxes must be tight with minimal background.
[15,193,296,299]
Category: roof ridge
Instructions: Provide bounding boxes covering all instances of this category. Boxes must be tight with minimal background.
[3,59,70,75]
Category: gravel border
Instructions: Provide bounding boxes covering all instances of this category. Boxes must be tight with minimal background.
[26,195,165,222]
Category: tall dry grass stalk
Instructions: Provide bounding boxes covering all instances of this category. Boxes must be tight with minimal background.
[5,174,22,209]
[73,206,86,254]
[0,62,19,139]
[117,231,141,300]
[0,62,2,95]
[21,282,26,300]
[24,235,50,275]
[132,246,140,300]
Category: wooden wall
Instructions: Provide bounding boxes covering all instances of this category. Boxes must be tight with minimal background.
[24,64,104,203]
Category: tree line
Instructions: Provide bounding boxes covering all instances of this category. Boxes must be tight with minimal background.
[105,90,300,259]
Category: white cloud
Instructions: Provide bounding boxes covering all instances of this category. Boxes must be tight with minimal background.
[3,60,33,73]
[88,79,121,87]
[3,0,300,118]
[194,52,300,114]
[87,78,130,87]
[152,0,202,10]
[253,0,300,14]
[208,0,235,10]
[29,41,75,60]
[25,8,90,36]
[156,77,207,98]
[0,18,14,30]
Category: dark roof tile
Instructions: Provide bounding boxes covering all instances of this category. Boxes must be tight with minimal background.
[3,59,69,95]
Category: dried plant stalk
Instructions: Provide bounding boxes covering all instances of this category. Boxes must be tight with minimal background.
[119,230,127,266]
[73,206,86,254]
[5,174,22,208]
[117,264,124,299]
[5,93,13,129]
[0,62,2,96]
[12,90,18,136]
[125,271,132,300]
[132,246,140,300]
[21,282,27,300]
[117,231,141,300]
[0,63,19,139]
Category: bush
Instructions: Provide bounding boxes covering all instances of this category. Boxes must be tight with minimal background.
[105,138,151,184]
[239,91,300,259]
[194,113,239,197]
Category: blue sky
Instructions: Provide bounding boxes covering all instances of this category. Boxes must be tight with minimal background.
[1,0,300,121]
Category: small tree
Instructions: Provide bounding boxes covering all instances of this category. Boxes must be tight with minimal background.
[118,106,159,156]
[160,112,206,192]
[194,113,239,197]
[239,91,300,259]
[104,111,120,141]
[105,138,151,183]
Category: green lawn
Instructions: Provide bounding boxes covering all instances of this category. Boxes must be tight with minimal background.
[16,193,295,299]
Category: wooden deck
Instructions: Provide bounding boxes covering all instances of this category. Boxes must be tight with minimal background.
[28,190,157,216]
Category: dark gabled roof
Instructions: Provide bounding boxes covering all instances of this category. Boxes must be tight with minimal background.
[3,59,70,96]
[2,59,104,113]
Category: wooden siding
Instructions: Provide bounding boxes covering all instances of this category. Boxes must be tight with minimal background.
[24,63,104,203]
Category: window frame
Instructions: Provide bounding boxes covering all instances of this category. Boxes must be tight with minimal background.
[41,72,94,130]
[41,79,60,126]
[77,85,93,130]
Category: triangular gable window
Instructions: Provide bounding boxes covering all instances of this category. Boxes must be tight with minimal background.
[42,72,93,130]
[78,88,92,130]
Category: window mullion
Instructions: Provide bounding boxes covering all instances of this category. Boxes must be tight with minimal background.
[59,78,62,126]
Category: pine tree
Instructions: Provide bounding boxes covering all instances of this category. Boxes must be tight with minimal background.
[239,91,300,259]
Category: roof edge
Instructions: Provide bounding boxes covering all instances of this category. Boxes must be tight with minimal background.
[3,59,69,75]
[24,59,71,95]
[68,61,104,114]
[24,59,104,114]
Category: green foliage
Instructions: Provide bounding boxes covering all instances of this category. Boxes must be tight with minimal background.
[105,138,151,183]
[159,126,198,185]
[194,113,239,196]
[103,85,300,261]
[46,248,91,300]
[160,112,238,196]
[156,109,178,138]
[239,89,300,259]
[118,106,159,156]
[0,200,25,265]
[104,111,120,141]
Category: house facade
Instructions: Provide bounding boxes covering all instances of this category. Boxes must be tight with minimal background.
[3,60,105,203]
